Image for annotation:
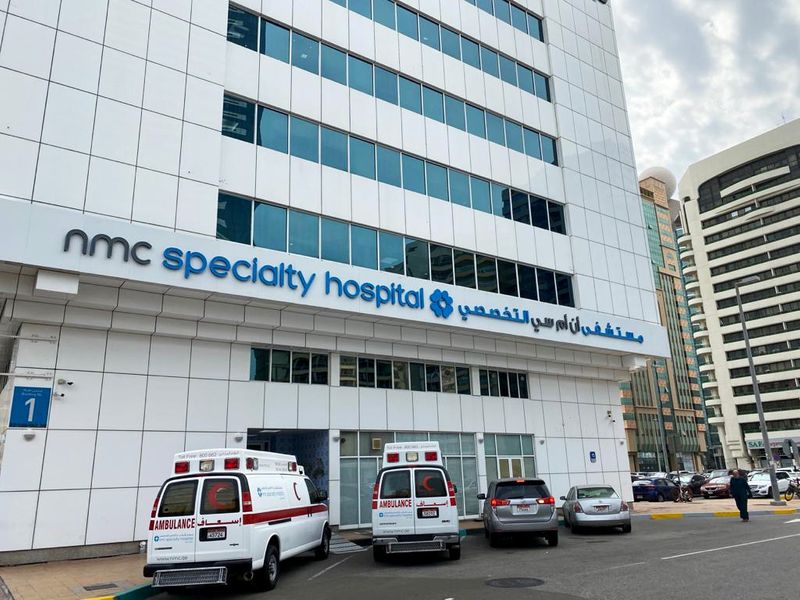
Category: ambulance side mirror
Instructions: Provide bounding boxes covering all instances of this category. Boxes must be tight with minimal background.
[452,485,457,494]
[477,493,486,500]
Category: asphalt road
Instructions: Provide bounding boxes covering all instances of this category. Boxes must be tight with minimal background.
[167,514,800,600]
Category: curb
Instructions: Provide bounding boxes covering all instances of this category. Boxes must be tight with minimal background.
[635,507,798,520]
[87,583,161,600]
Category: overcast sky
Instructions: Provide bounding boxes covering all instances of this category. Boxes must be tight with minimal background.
[613,0,800,191]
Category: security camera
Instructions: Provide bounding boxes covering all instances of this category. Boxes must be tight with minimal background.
[53,392,65,398]
[57,379,74,386]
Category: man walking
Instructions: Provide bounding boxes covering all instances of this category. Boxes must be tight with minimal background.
[729,469,751,522]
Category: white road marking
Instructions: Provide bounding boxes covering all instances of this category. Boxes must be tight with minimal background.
[661,533,800,561]
[308,555,354,581]
[785,518,800,524]
[576,561,647,576]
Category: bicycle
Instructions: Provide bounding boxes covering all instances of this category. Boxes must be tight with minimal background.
[785,479,799,502]
[674,484,693,503]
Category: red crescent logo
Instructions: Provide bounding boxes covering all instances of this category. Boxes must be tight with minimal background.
[293,481,301,501]
[422,475,435,492]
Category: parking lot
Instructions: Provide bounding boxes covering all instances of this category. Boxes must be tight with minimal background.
[171,513,800,600]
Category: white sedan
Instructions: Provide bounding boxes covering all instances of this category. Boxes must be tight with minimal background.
[560,485,631,533]
[748,471,792,497]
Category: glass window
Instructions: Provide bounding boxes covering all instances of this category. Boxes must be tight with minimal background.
[311,354,328,385]
[476,254,498,292]
[257,106,288,153]
[393,361,409,389]
[350,0,371,18]
[380,231,404,274]
[425,364,441,392]
[477,0,494,12]
[349,55,373,95]
[511,5,527,32]
[494,0,511,24]
[461,37,481,69]
[250,348,269,381]
[380,470,410,499]
[490,184,507,217]
[340,356,357,387]
[528,14,543,41]
[480,47,499,77]
[410,362,426,391]
[518,264,537,300]
[253,202,286,251]
[499,55,517,85]
[292,352,310,384]
[445,96,466,130]
[426,162,449,201]
[290,116,319,162]
[517,64,534,94]
[512,191,530,224]
[405,238,429,279]
[488,370,499,396]
[375,66,398,104]
[456,367,471,394]
[449,170,471,207]
[419,16,440,50]
[454,250,476,288]
[351,225,377,270]
[396,5,418,40]
[377,146,402,186]
[399,77,422,113]
[556,273,574,306]
[479,370,489,395]
[505,121,524,153]
[500,188,513,219]
[518,373,529,398]
[289,210,319,258]
[486,113,505,145]
[321,44,347,84]
[222,95,255,142]
[537,269,557,304]
[499,372,509,397]
[321,218,349,264]
[523,128,542,159]
[217,193,251,244]
[441,365,456,393]
[542,135,558,165]
[376,360,393,389]
[262,20,290,63]
[358,357,375,387]
[534,72,550,101]
[548,202,566,234]
[402,154,426,194]
[227,5,258,51]
[508,373,519,398]
[374,0,395,28]
[422,87,444,122]
[430,244,453,284]
[530,196,548,229]
[497,260,518,296]
[159,481,197,517]
[271,349,290,382]
[470,177,491,214]
[441,26,461,59]
[291,32,319,74]
[350,137,376,179]
[321,126,348,171]
[466,105,486,138]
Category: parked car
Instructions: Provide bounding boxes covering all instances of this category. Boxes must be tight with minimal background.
[748,471,792,498]
[703,469,729,481]
[679,473,707,496]
[479,478,558,547]
[560,485,631,533]
[701,476,731,498]
[632,478,680,502]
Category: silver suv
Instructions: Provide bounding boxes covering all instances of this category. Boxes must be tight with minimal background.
[478,478,558,547]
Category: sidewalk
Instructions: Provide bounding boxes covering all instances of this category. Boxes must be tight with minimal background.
[631,496,799,518]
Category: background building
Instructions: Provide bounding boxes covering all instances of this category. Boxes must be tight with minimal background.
[620,170,707,472]
[678,119,800,469]
[0,0,667,556]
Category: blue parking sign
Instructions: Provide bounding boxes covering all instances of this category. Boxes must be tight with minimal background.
[589,451,597,463]
[9,386,52,428]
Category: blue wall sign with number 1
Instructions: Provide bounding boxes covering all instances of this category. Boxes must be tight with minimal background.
[9,386,52,428]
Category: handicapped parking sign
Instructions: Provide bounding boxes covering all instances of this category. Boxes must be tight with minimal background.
[9,386,52,428]
[589,451,597,463]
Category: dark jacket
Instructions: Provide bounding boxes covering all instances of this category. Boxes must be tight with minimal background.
[730,475,751,498]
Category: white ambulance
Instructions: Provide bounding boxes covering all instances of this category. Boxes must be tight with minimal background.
[371,441,461,560]
[143,449,330,591]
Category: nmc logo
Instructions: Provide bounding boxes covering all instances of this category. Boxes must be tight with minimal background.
[63,229,152,265]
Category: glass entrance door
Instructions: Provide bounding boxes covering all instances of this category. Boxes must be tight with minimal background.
[497,457,524,478]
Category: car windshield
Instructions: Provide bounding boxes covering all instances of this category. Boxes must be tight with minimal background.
[709,477,730,484]
[750,473,770,482]
[577,487,618,499]
[495,481,548,500]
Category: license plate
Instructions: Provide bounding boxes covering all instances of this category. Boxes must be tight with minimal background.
[595,505,609,512]
[418,508,439,518]
[513,504,537,515]
[201,527,226,541]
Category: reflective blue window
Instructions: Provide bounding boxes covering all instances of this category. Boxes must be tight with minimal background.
[419,16,440,50]
[490,184,507,216]
[405,238,429,279]
[523,128,542,159]
[330,0,346,5]
[480,47,499,77]
[534,72,550,101]
[257,106,288,153]
[377,146,401,186]
[352,225,378,270]
[477,0,493,12]
[517,64,534,94]
[426,163,448,201]
[374,0,396,29]
[253,202,286,251]
[422,87,444,123]
[454,250,476,288]
[556,273,574,307]
[289,211,319,257]
[227,5,258,51]
[542,136,558,165]
[291,32,319,74]
[449,170,471,207]
[262,21,290,63]
[321,218,349,264]
[321,44,347,84]
[494,0,511,24]
[518,265,537,300]
[430,244,453,284]
[512,191,530,223]
[222,95,255,142]
[486,113,505,145]
[497,259,518,296]
[500,187,512,218]
[399,77,422,113]
[537,269,557,304]
[321,127,348,171]
[350,137,376,179]
[375,66,398,104]
[510,5,527,32]
[505,121,523,153]
[528,14,544,41]
[350,0,371,18]
[461,38,481,69]
[402,155,425,194]
[470,177,491,214]
[530,196,548,229]
[499,56,517,85]
[549,202,566,234]
[441,27,460,59]
[466,105,486,138]
[396,5,418,40]
[348,55,373,95]
[379,232,404,274]
[217,193,251,244]
[445,96,465,130]
[476,254,498,292]
[290,117,319,162]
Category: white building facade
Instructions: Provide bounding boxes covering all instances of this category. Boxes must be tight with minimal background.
[678,119,800,469]
[0,0,666,555]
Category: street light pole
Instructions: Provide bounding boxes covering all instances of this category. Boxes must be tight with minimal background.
[735,276,785,506]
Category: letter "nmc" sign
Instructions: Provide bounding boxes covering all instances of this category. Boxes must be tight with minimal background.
[63,229,152,265]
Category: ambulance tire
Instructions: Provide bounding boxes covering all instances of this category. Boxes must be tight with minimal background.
[260,543,280,591]
[315,526,331,560]
[448,544,461,560]
[372,545,388,562]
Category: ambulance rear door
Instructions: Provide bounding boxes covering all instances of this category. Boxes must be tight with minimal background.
[150,478,199,565]
[412,467,456,536]
[194,476,246,563]
[374,468,414,536]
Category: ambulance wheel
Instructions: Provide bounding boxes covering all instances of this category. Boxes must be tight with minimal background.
[315,526,331,560]
[372,545,388,562]
[448,544,461,560]
[261,543,280,591]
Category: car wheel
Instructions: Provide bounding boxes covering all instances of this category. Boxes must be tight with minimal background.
[260,543,280,591]
[656,493,665,503]
[563,512,571,528]
[372,545,387,562]
[489,532,500,547]
[546,531,559,547]
[315,526,331,560]
[448,544,461,560]
[703,493,709,499]
[622,524,632,534]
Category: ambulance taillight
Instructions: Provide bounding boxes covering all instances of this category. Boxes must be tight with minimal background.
[371,481,379,509]
[447,481,457,507]
[289,461,298,471]
[150,492,161,518]
[242,491,253,512]
[424,451,438,462]
[224,457,240,470]
[174,461,189,474]
[386,452,400,463]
